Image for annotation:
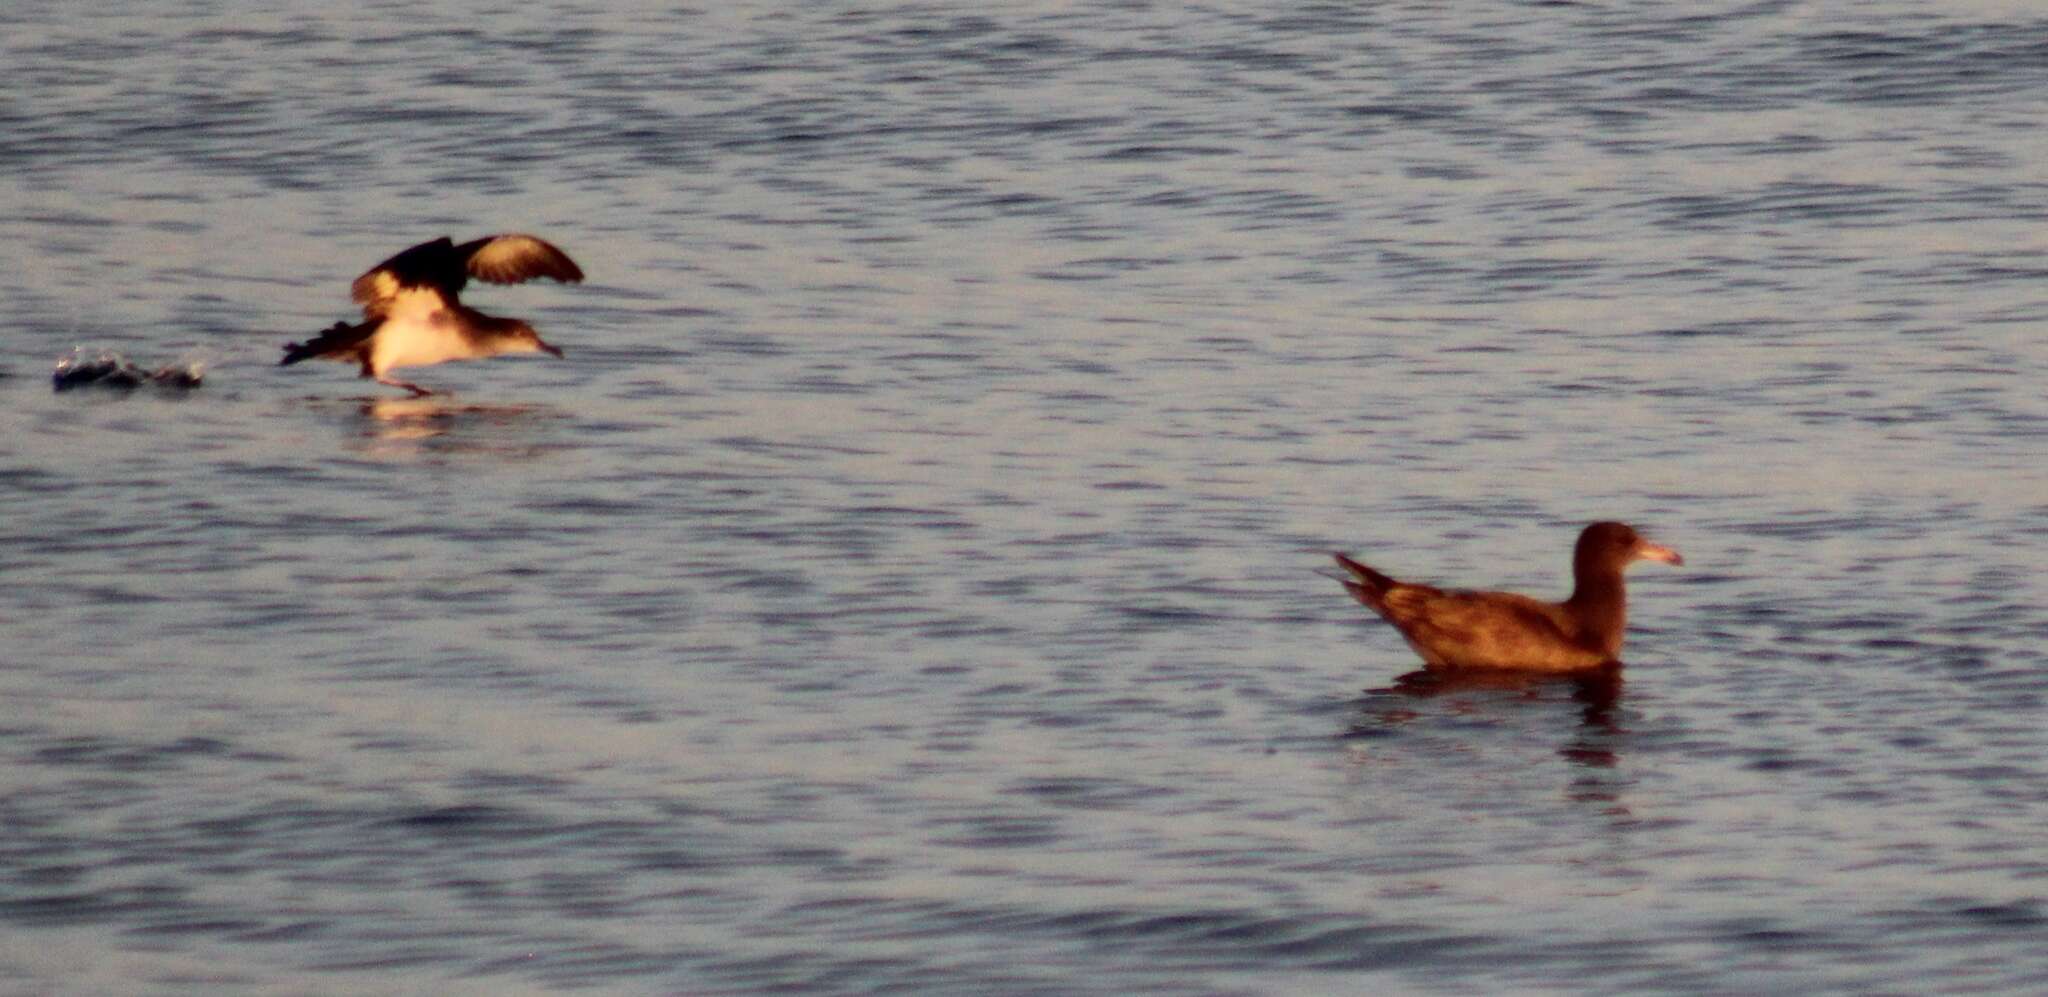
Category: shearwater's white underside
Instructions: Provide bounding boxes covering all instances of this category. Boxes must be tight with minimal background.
[367,291,481,375]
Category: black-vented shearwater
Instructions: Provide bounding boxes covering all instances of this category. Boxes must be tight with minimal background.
[281,234,584,396]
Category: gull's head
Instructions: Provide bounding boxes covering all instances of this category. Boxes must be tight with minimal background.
[1579,521,1683,572]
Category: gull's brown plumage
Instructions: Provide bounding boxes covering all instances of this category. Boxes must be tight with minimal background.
[1333,522,1682,672]
[282,234,583,396]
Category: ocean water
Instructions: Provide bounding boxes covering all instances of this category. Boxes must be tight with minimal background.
[4,1,2047,992]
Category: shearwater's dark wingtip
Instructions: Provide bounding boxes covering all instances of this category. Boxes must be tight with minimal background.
[1331,551,1387,583]
[547,248,584,284]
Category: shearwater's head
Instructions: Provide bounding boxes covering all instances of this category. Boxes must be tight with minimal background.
[488,320,564,358]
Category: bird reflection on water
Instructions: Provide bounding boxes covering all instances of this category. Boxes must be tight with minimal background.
[344,396,566,457]
[1344,665,1629,770]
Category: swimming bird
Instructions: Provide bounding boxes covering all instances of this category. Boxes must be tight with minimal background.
[281,234,583,395]
[1333,521,1682,672]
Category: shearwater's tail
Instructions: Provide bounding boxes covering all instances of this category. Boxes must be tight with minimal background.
[1331,552,1397,609]
[280,320,371,366]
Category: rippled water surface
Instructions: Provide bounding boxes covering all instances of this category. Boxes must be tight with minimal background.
[5,1,2048,992]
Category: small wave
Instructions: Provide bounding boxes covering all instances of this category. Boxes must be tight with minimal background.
[51,348,205,393]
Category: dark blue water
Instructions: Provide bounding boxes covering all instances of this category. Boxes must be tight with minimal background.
[4,2,2047,992]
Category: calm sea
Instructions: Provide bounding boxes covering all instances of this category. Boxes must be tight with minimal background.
[4,1,2046,992]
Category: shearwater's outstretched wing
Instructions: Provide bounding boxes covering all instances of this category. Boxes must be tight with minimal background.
[457,234,583,287]
[350,234,582,318]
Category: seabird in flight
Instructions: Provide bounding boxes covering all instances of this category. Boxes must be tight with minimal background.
[281,234,583,396]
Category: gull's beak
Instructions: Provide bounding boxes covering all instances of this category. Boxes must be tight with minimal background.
[1637,540,1683,567]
